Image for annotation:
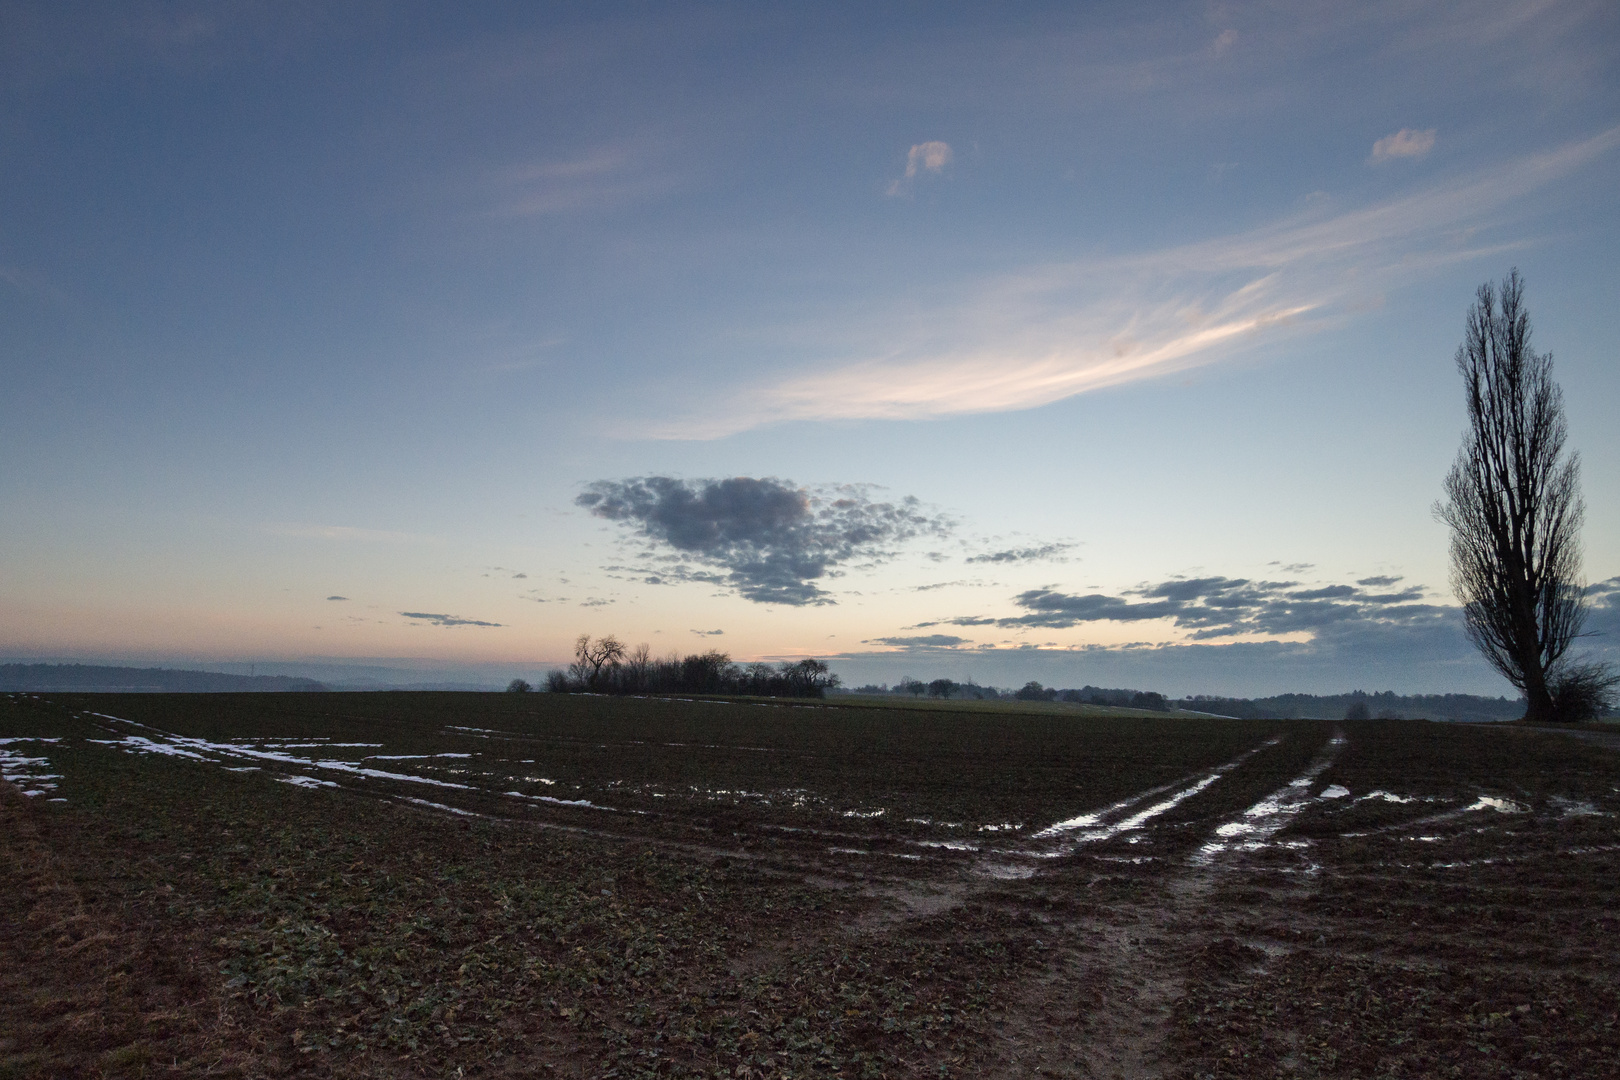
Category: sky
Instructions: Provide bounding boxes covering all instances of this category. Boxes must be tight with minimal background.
[3,0,1618,695]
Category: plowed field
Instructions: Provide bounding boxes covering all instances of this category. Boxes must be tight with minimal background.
[3,691,1617,1078]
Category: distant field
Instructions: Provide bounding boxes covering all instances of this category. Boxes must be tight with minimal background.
[3,691,1618,1078]
[824,692,1190,719]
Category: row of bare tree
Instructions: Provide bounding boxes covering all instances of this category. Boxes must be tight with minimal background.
[545,634,840,698]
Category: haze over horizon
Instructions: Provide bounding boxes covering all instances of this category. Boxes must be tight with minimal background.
[3,1,1618,697]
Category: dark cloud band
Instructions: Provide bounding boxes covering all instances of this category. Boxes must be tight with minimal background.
[932,574,1440,639]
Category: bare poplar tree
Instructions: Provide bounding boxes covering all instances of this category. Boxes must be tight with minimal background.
[1435,269,1611,721]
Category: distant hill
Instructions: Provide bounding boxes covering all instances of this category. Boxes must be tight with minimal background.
[0,664,327,693]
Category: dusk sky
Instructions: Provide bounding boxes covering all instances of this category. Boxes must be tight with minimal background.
[4,1,1618,695]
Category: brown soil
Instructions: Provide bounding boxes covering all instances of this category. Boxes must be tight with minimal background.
[2,694,1618,1078]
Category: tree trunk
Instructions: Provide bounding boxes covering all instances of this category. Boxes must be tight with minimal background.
[1520,677,1555,723]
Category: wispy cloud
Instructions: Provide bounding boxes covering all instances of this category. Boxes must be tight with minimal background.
[966,542,1076,565]
[647,127,1620,438]
[865,634,970,648]
[1370,127,1436,163]
[486,142,681,217]
[887,140,952,196]
[400,612,503,628]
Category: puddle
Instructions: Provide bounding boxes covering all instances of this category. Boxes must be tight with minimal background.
[1548,796,1601,817]
[829,847,923,861]
[249,742,383,749]
[1032,783,1181,839]
[502,790,614,811]
[974,861,1036,880]
[1195,732,1347,864]
[1033,735,1285,848]
[1064,772,1226,843]
[366,753,473,761]
[401,796,481,817]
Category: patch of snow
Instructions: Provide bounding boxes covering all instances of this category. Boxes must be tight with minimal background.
[88,735,212,761]
[401,796,479,817]
[2,746,62,794]
[278,775,340,789]
[1465,796,1526,814]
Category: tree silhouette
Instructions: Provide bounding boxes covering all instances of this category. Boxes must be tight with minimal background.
[573,634,626,688]
[547,638,837,699]
[1435,270,1614,722]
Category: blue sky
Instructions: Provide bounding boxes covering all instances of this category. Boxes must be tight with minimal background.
[3,1,1617,694]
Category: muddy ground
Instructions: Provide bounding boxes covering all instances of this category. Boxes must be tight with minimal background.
[2,691,1617,1078]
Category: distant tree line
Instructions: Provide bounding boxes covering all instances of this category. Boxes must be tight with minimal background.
[0,663,327,693]
[848,679,1170,710]
[542,635,839,699]
[1055,685,1170,710]
[840,678,1545,722]
[863,677,1011,701]
[1178,690,1528,723]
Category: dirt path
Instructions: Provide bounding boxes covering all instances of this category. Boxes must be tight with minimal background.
[969,727,1349,1079]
